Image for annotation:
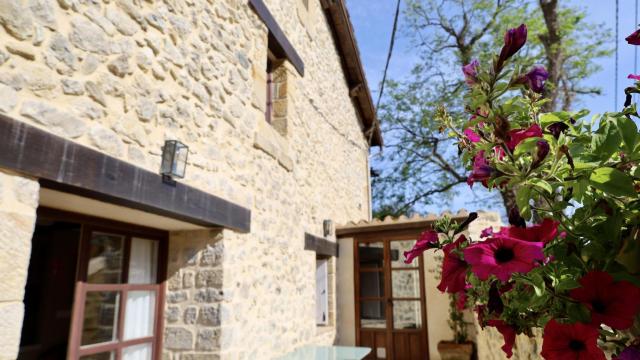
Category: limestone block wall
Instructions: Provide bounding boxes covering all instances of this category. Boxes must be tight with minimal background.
[164,230,224,359]
[0,0,371,359]
[0,171,39,360]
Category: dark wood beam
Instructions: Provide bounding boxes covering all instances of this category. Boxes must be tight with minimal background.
[304,232,339,257]
[0,114,251,233]
[249,0,304,76]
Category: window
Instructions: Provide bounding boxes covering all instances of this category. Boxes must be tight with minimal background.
[316,258,329,325]
[69,226,166,360]
[264,42,288,136]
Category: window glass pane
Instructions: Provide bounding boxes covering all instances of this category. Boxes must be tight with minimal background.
[392,270,420,298]
[122,342,152,360]
[358,242,384,268]
[360,301,386,329]
[316,259,329,325]
[128,238,158,284]
[87,232,125,284]
[393,300,422,329]
[359,271,385,298]
[124,291,156,340]
[390,240,418,268]
[81,291,119,346]
[80,352,114,360]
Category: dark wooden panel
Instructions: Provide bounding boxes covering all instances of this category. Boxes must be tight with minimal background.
[248,0,304,76]
[409,333,422,359]
[374,331,387,359]
[393,333,409,360]
[304,232,338,257]
[0,114,251,232]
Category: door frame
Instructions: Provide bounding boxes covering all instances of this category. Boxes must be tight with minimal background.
[35,207,169,360]
[353,228,430,359]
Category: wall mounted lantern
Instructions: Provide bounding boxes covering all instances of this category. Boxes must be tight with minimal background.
[323,219,334,237]
[160,140,189,183]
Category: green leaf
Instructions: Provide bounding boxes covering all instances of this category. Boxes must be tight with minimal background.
[567,303,591,323]
[539,113,561,127]
[514,137,542,157]
[516,187,532,220]
[611,272,640,287]
[589,167,636,197]
[591,121,621,160]
[614,116,638,151]
[555,278,581,291]
[529,178,553,194]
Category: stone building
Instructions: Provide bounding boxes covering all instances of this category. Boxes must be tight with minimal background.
[0,0,383,359]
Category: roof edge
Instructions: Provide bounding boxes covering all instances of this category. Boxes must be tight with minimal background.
[320,0,383,147]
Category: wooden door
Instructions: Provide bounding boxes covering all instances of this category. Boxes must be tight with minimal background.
[355,235,429,360]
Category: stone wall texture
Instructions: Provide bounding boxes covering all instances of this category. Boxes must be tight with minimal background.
[0,0,371,359]
[0,171,39,360]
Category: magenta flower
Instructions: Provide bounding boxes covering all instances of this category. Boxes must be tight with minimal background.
[404,230,439,264]
[628,74,640,81]
[524,66,549,93]
[497,24,527,69]
[532,140,550,168]
[506,124,543,151]
[455,289,468,311]
[626,29,640,45]
[487,319,516,358]
[569,271,640,330]
[466,150,493,188]
[480,227,494,238]
[463,237,544,281]
[462,59,480,85]
[496,218,559,244]
[464,128,482,143]
[437,235,469,294]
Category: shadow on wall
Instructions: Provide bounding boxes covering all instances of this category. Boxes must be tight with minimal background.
[164,229,224,358]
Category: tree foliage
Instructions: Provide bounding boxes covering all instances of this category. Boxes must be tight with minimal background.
[372,0,612,217]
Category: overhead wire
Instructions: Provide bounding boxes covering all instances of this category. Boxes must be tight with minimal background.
[367,0,401,147]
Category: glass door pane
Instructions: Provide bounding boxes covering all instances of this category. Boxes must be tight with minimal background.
[80,352,115,360]
[391,270,421,298]
[81,291,120,346]
[359,271,385,298]
[390,240,418,268]
[123,291,156,340]
[360,300,386,329]
[122,342,152,360]
[128,238,158,284]
[87,232,125,284]
[393,300,422,329]
[358,242,384,268]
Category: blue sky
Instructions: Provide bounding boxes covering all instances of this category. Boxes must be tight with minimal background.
[346,0,640,218]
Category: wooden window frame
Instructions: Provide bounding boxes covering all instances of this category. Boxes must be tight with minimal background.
[36,208,168,360]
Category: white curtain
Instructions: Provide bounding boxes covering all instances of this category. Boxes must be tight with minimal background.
[122,342,152,360]
[123,238,158,348]
[124,291,155,340]
[128,238,158,284]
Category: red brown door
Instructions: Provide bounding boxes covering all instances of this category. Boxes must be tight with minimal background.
[355,235,429,360]
[67,223,167,360]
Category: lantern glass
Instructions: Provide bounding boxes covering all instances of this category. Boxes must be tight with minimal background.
[160,140,188,179]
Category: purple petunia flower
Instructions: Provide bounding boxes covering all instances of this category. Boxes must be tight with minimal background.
[497,24,527,69]
[462,59,480,85]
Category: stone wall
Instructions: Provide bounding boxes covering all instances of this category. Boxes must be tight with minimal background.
[164,230,224,359]
[0,171,39,360]
[0,0,371,359]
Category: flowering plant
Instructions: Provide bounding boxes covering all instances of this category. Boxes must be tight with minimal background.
[405,24,640,359]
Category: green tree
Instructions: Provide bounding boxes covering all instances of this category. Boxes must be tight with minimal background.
[372,0,612,217]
